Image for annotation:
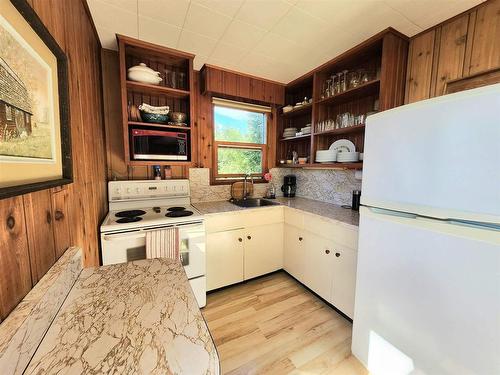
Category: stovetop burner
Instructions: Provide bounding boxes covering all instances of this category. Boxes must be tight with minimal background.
[166,210,193,218]
[115,209,146,218]
[167,206,186,212]
[116,216,143,223]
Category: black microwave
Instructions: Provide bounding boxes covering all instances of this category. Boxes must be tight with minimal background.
[130,128,188,161]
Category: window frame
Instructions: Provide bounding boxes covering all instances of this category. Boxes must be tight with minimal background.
[211,102,270,185]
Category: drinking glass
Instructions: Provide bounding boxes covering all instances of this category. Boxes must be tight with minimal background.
[342,70,348,92]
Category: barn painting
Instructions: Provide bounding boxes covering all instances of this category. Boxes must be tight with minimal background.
[0,12,54,160]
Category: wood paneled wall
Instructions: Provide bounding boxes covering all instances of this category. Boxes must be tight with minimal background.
[0,0,107,320]
[405,0,500,103]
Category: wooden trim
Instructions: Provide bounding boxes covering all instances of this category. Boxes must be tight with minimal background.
[444,66,500,93]
[202,64,285,86]
[81,0,101,48]
[116,34,195,59]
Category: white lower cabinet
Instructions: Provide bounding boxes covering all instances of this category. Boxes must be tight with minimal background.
[206,229,245,291]
[303,232,335,302]
[244,223,283,280]
[330,245,357,318]
[284,225,305,282]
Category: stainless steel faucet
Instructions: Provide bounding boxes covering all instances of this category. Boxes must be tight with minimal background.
[243,174,253,200]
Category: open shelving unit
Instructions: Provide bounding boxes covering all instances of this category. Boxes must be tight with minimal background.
[117,34,195,166]
[276,28,408,170]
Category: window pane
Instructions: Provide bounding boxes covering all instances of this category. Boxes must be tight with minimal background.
[217,147,262,175]
[214,106,266,144]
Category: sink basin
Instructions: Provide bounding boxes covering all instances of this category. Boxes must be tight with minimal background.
[230,198,280,208]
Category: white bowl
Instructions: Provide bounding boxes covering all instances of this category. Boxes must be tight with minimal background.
[283,105,294,113]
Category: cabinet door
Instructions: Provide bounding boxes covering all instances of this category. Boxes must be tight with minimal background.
[51,188,71,259]
[302,232,334,301]
[244,223,283,280]
[206,229,245,291]
[284,225,304,282]
[331,245,357,319]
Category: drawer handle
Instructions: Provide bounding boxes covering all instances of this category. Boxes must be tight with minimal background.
[298,237,303,241]
[325,249,330,254]
[238,238,243,242]
[247,235,251,240]
[335,252,340,257]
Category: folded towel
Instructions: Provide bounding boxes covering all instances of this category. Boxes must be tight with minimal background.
[145,227,179,261]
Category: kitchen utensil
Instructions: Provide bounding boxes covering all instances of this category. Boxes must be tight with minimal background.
[330,139,356,153]
[169,112,187,124]
[351,190,361,211]
[231,181,254,200]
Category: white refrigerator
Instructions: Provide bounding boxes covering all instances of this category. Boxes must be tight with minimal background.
[352,84,500,375]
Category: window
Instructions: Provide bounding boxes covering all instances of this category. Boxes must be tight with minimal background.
[5,105,12,121]
[212,98,270,182]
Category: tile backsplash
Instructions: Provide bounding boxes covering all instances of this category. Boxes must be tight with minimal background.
[189,168,361,206]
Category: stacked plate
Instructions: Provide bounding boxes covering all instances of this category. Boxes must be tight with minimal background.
[316,149,337,163]
[337,151,360,162]
[301,124,311,135]
[283,127,298,138]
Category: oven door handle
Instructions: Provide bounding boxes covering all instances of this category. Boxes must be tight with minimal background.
[102,232,145,241]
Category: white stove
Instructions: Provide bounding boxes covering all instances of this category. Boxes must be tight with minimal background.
[100,179,206,307]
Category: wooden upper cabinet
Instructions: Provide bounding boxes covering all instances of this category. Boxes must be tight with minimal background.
[0,196,32,320]
[433,14,469,96]
[200,64,285,105]
[468,0,500,74]
[405,30,436,103]
[23,190,56,284]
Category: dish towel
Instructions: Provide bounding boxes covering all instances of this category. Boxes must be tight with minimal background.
[145,227,180,261]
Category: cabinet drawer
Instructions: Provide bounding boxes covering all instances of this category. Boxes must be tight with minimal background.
[241,206,284,227]
[204,211,245,233]
[284,207,304,228]
[303,213,358,249]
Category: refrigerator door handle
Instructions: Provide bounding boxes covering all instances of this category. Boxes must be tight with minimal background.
[368,207,418,219]
[447,219,500,232]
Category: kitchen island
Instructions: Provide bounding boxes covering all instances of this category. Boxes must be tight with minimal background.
[25,258,219,374]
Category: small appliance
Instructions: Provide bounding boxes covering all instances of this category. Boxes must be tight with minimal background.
[130,128,188,161]
[281,174,296,197]
[100,179,206,307]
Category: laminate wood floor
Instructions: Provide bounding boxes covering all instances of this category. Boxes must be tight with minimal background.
[202,271,369,375]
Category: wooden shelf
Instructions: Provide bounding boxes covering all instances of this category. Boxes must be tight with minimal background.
[316,80,380,106]
[281,103,312,118]
[128,121,190,130]
[314,124,365,136]
[275,162,363,169]
[279,134,311,142]
[126,80,190,98]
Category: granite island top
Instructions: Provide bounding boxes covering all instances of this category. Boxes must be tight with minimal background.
[25,258,219,375]
[193,196,359,227]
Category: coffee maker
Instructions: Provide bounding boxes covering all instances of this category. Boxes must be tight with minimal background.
[281,174,297,198]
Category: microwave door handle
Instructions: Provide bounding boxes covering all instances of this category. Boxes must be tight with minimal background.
[102,232,145,241]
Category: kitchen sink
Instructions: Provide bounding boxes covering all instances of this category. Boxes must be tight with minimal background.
[230,198,280,208]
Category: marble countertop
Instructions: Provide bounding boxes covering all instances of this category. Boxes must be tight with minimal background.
[193,196,359,227]
[25,259,219,374]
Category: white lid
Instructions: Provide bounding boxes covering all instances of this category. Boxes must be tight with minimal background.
[127,63,160,76]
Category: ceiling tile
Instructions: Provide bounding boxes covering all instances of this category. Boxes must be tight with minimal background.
[220,20,266,50]
[235,0,293,31]
[183,2,232,39]
[209,42,247,66]
[385,0,483,30]
[95,26,120,50]
[97,0,138,13]
[178,29,218,56]
[253,32,300,60]
[191,0,245,18]
[87,0,138,38]
[194,54,209,70]
[137,0,190,28]
[138,16,181,48]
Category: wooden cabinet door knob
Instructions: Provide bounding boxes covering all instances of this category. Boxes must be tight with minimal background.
[298,237,303,241]
[238,237,243,242]
[247,235,251,240]
[325,249,330,254]
[335,252,341,257]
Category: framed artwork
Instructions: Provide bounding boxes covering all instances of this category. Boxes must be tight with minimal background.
[0,0,71,199]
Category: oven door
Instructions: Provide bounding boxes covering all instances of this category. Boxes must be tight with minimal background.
[178,223,206,279]
[131,128,188,161]
[101,230,146,265]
